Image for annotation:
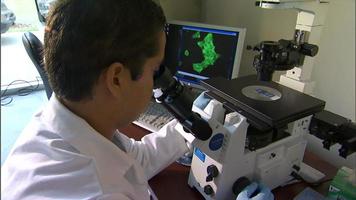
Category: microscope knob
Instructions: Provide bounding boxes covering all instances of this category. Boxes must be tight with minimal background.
[206,165,219,182]
[232,177,251,195]
[339,146,348,158]
[322,139,331,150]
[203,185,214,196]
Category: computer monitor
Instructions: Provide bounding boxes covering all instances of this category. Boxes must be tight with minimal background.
[164,20,246,88]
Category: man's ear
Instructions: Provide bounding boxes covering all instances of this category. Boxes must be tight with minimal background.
[105,62,125,98]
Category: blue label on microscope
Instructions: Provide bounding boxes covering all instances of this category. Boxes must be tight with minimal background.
[194,148,206,162]
[209,133,224,151]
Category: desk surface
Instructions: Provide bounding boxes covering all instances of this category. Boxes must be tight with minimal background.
[119,123,338,200]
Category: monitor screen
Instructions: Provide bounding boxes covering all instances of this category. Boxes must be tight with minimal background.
[164,20,246,87]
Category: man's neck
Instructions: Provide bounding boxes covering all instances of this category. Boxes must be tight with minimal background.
[59,97,117,140]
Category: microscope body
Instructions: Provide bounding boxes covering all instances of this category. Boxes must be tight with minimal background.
[177,98,307,200]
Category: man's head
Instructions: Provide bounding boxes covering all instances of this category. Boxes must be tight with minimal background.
[44,0,166,102]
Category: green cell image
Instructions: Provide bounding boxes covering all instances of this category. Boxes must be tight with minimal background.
[184,50,190,56]
[193,33,220,73]
[193,32,201,39]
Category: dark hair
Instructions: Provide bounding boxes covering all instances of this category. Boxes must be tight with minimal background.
[44,0,166,101]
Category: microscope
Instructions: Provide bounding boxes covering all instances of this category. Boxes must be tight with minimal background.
[153,1,355,199]
[153,63,355,200]
[154,65,327,200]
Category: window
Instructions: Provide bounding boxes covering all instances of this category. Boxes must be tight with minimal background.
[1,0,47,94]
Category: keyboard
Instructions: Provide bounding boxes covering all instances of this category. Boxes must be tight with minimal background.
[134,100,175,132]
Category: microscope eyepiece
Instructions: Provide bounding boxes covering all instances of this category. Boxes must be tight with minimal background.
[154,65,175,90]
[153,65,212,141]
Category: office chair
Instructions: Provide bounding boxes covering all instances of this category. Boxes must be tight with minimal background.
[22,32,52,99]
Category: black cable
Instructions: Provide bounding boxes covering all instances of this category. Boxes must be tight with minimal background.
[290,171,333,187]
[309,178,333,187]
[1,77,41,106]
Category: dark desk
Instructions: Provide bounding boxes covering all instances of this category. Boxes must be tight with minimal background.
[119,123,338,200]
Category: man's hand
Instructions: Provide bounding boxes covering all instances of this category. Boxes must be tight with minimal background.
[236,182,274,200]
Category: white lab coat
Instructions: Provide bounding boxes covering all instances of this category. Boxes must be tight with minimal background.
[1,95,189,200]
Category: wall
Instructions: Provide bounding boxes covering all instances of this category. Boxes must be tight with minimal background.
[202,0,297,77]
[203,0,355,168]
[157,0,202,22]
[306,0,355,169]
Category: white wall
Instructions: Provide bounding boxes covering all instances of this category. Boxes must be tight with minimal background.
[312,0,355,121]
[203,0,356,168]
[306,0,355,169]
[202,0,297,77]
[158,0,202,22]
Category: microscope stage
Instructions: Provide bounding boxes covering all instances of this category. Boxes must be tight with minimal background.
[201,75,325,129]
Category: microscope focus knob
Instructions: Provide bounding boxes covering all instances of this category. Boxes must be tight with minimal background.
[322,139,331,150]
[203,185,214,196]
[232,177,251,195]
[206,165,219,182]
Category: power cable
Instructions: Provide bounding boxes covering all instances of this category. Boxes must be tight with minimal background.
[1,76,41,106]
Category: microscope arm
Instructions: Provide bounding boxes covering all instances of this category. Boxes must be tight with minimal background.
[256,0,329,88]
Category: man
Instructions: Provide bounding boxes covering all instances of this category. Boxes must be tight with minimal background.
[1,0,273,199]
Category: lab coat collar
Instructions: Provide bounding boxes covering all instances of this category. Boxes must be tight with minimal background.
[41,95,138,177]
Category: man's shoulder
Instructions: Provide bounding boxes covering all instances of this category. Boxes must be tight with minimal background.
[1,123,101,199]
[12,113,69,150]
[4,111,90,169]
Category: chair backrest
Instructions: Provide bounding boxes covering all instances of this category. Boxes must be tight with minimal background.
[22,32,52,99]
